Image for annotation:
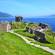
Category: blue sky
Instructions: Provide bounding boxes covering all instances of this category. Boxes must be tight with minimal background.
[0,0,55,17]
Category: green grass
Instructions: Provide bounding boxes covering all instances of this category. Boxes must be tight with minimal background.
[0,32,52,55]
[15,29,55,50]
[12,22,26,29]
[15,29,35,37]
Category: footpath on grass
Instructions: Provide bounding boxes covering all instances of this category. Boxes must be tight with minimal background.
[9,30,55,55]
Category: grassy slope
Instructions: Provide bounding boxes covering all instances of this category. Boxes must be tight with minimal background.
[0,32,52,55]
[12,22,26,29]
[15,29,55,50]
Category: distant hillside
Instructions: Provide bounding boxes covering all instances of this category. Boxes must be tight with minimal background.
[0,12,13,17]
[0,12,15,22]
[46,15,55,18]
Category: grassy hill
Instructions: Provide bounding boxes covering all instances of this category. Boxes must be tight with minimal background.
[13,22,55,50]
[0,32,52,55]
[15,29,55,50]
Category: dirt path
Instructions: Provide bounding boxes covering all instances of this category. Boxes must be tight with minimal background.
[9,31,55,55]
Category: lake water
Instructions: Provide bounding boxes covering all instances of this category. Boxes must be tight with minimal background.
[0,17,55,32]
[0,17,15,22]
[23,18,55,32]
